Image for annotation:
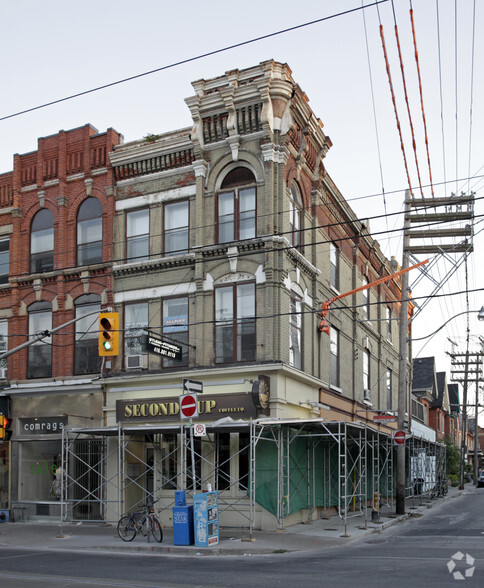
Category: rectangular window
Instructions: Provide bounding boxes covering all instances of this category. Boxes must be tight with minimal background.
[127,209,149,262]
[164,201,189,255]
[289,295,302,369]
[28,310,52,379]
[217,188,256,243]
[238,432,249,492]
[215,283,255,363]
[330,327,340,388]
[216,432,231,491]
[386,368,392,410]
[363,350,370,397]
[362,277,369,320]
[0,320,7,379]
[386,306,392,342]
[162,297,188,367]
[330,242,339,290]
[0,239,9,284]
[160,433,177,490]
[75,304,100,375]
[125,302,149,366]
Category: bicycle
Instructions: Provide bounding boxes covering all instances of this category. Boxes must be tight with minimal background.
[117,499,163,543]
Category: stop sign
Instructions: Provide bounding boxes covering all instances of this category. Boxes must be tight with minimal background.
[179,393,198,419]
[394,430,406,445]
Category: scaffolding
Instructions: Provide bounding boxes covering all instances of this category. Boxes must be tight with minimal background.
[60,419,445,531]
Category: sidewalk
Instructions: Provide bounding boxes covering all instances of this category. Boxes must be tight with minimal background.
[0,486,469,557]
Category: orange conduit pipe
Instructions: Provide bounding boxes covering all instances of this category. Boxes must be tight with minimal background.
[379,24,414,197]
[409,7,435,196]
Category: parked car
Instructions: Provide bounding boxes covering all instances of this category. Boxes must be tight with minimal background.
[478,471,484,488]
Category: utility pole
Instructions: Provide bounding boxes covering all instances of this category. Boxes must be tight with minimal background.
[396,190,475,515]
[396,191,411,515]
[448,348,483,488]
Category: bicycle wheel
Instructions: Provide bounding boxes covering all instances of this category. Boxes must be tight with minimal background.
[139,515,148,536]
[117,515,137,541]
[150,516,163,543]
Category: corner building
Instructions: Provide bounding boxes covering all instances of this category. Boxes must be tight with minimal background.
[100,61,412,531]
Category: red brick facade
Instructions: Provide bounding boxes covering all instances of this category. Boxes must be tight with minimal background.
[0,124,122,380]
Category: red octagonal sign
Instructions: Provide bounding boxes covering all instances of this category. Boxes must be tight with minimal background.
[394,430,406,446]
[180,393,198,419]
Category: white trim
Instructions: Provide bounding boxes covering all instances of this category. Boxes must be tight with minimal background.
[114,282,196,304]
[115,185,196,211]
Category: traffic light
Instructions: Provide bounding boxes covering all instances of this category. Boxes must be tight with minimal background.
[98,312,120,356]
[0,414,11,441]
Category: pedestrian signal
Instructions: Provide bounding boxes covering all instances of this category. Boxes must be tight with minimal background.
[98,312,120,356]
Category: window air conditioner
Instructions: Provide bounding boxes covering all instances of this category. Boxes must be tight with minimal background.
[363,389,371,401]
[125,355,147,370]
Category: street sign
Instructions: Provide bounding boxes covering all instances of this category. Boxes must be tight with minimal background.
[183,378,203,394]
[180,393,198,419]
[194,423,206,437]
[144,333,182,361]
[394,430,406,445]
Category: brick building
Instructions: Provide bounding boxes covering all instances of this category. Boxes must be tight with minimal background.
[0,124,122,518]
[0,62,446,529]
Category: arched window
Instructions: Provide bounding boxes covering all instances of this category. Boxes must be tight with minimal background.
[74,294,101,374]
[28,301,52,378]
[217,167,256,243]
[77,197,103,266]
[31,209,54,273]
[289,185,302,247]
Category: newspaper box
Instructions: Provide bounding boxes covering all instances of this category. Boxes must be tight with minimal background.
[193,491,219,547]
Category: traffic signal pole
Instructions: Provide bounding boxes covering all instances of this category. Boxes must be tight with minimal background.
[0,308,111,361]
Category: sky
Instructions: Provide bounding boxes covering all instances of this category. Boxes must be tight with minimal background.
[1,0,483,416]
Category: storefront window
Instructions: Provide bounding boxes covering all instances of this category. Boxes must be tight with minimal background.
[19,440,62,501]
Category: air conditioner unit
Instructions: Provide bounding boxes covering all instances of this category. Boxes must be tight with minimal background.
[363,389,371,401]
[125,355,147,370]
[0,367,7,379]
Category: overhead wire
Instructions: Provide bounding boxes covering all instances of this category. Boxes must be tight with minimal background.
[0,1,390,123]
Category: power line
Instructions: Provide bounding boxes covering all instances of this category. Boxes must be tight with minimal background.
[0,1,390,123]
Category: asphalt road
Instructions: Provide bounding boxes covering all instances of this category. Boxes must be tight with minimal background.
[0,489,483,588]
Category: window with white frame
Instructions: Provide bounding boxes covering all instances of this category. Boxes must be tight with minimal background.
[330,242,339,290]
[0,320,7,378]
[289,185,302,247]
[164,201,189,255]
[27,301,52,378]
[289,295,302,369]
[74,294,101,375]
[217,168,256,243]
[386,306,392,342]
[127,208,149,262]
[162,297,188,367]
[330,327,340,389]
[0,238,9,284]
[77,197,103,266]
[215,283,255,363]
[363,349,370,397]
[362,277,369,320]
[386,368,392,410]
[125,302,149,366]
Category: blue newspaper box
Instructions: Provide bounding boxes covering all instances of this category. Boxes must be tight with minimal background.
[193,491,219,547]
[173,505,194,545]
[175,490,186,506]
